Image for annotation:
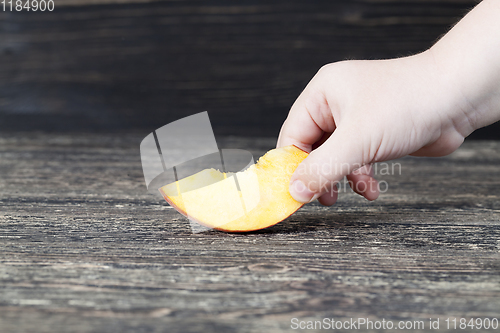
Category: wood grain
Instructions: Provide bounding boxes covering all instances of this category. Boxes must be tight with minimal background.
[0,133,499,332]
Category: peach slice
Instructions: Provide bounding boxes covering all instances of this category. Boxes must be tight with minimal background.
[159,145,308,232]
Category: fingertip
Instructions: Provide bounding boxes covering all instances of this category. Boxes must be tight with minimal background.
[363,177,380,201]
[348,174,380,201]
[289,180,321,203]
[318,190,338,206]
[278,134,311,152]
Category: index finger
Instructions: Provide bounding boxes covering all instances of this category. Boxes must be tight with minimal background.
[276,80,336,152]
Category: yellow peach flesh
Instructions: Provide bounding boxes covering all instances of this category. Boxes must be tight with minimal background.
[159,145,308,232]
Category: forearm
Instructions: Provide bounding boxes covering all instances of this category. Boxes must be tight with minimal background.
[430,0,500,134]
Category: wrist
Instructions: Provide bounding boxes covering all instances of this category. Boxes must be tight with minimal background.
[422,47,476,138]
[427,0,500,134]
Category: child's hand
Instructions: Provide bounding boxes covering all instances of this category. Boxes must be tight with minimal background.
[277,0,500,206]
[277,52,470,205]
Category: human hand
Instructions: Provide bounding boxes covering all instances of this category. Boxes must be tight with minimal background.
[277,51,473,206]
[278,0,500,207]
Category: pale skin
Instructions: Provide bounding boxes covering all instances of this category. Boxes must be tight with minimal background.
[277,0,500,206]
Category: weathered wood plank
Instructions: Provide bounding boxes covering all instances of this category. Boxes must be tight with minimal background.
[2,0,497,139]
[0,133,499,332]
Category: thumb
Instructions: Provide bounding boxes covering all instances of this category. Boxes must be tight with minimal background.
[289,127,363,203]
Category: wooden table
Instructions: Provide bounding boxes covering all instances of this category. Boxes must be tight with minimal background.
[0,132,499,332]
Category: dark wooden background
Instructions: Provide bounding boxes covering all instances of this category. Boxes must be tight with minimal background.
[1,0,497,138]
[1,2,499,331]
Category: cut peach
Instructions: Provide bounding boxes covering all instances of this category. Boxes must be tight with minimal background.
[159,145,308,232]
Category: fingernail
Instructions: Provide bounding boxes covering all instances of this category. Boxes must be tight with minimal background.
[289,180,321,203]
